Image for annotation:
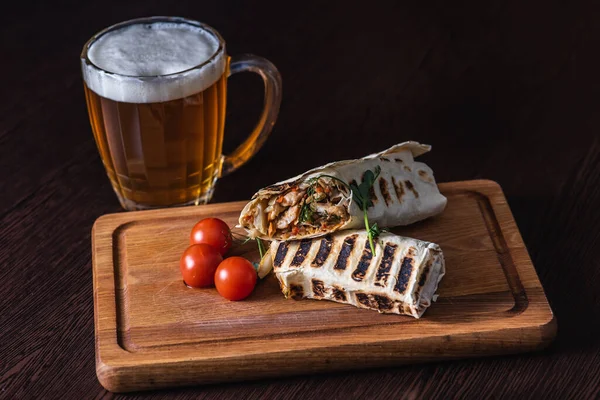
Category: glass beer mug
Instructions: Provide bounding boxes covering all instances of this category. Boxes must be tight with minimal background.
[80,16,282,210]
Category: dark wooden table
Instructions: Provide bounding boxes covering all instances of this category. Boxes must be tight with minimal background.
[2,1,599,398]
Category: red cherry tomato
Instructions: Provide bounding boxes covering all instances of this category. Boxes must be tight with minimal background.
[179,244,223,288]
[214,257,257,301]
[190,218,232,256]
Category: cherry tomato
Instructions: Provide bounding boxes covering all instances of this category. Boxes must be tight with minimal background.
[180,244,223,288]
[214,257,257,301]
[190,218,232,256]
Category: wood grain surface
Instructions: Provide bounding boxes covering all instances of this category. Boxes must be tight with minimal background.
[1,0,600,399]
[92,180,555,392]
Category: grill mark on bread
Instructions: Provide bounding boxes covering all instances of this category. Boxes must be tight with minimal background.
[405,180,419,198]
[394,247,417,293]
[375,243,398,287]
[379,178,391,206]
[274,242,290,267]
[351,241,373,282]
[289,284,304,300]
[373,294,393,310]
[331,286,347,302]
[290,239,312,266]
[391,176,405,202]
[418,169,433,183]
[394,257,414,293]
[355,293,393,311]
[414,260,434,304]
[334,234,358,270]
[418,260,433,287]
[355,293,371,308]
[311,279,326,297]
[311,235,333,267]
[264,184,284,191]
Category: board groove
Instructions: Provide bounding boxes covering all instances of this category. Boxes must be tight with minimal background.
[92,180,555,392]
[475,191,529,314]
[113,290,519,353]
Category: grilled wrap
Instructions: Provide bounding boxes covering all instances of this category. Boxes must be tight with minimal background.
[263,230,445,318]
[239,141,447,241]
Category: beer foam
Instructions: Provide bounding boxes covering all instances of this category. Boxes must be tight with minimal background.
[81,20,226,103]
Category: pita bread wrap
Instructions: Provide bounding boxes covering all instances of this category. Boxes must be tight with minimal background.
[261,230,445,318]
[239,142,447,240]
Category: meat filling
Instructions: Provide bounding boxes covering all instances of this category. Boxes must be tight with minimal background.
[252,177,350,238]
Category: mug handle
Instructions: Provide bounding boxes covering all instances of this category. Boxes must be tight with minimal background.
[220,54,282,177]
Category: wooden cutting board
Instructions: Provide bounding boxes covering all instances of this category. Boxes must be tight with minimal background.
[92,180,556,392]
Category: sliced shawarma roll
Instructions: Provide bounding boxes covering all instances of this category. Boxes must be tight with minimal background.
[239,141,447,241]
[260,230,445,318]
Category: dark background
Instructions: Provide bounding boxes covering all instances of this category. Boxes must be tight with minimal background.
[1,0,599,398]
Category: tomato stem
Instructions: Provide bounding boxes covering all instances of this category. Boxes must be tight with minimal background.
[364,208,376,255]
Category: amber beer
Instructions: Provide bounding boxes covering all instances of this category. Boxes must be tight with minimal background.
[83,73,228,209]
[81,17,282,210]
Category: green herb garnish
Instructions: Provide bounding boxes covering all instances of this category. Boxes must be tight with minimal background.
[349,166,382,255]
[298,185,316,224]
[256,237,266,259]
[232,232,266,259]
[297,167,382,255]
